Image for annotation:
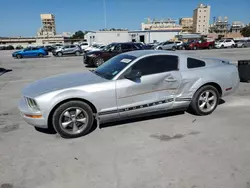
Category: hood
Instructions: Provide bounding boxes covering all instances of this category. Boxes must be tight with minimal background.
[86,50,103,56]
[13,50,23,54]
[22,71,107,98]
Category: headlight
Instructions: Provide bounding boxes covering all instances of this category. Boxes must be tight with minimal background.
[25,97,40,110]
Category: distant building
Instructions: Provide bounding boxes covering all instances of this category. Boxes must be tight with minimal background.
[37,14,56,37]
[193,4,211,34]
[85,31,130,45]
[85,29,180,45]
[141,18,182,32]
[231,21,245,33]
[179,18,193,33]
[209,16,230,35]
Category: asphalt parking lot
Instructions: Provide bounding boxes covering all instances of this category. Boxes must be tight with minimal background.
[1,48,250,188]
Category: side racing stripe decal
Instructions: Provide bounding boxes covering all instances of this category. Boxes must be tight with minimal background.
[98,97,191,116]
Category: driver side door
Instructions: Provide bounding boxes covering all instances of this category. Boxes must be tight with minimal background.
[115,55,181,117]
[62,45,70,54]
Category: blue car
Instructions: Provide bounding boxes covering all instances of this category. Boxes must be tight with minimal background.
[12,47,49,59]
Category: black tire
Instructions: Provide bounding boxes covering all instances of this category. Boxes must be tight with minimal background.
[52,100,94,138]
[57,52,63,57]
[158,47,163,50]
[75,51,80,56]
[93,57,104,67]
[208,45,213,49]
[16,54,22,59]
[172,46,176,51]
[38,53,44,58]
[231,44,234,48]
[220,45,224,49]
[193,46,197,50]
[189,85,220,116]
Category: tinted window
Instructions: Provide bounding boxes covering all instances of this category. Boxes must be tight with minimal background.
[121,44,132,50]
[70,45,76,48]
[187,58,206,69]
[64,45,70,48]
[131,55,178,76]
[226,39,231,42]
[32,48,39,50]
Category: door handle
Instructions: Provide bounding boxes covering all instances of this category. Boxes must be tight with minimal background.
[164,77,177,82]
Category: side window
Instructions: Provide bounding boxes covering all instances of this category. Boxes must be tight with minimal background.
[70,45,76,48]
[187,58,206,69]
[225,39,231,42]
[131,55,178,76]
[114,44,122,52]
[121,44,132,50]
[64,45,69,49]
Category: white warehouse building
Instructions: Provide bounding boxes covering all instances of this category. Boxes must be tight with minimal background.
[85,30,180,45]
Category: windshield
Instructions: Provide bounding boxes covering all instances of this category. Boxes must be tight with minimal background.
[103,43,116,51]
[218,40,224,42]
[93,54,137,80]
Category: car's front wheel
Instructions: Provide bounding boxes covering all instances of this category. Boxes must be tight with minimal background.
[189,85,219,116]
[57,52,63,57]
[16,54,22,59]
[94,57,104,67]
[52,101,94,138]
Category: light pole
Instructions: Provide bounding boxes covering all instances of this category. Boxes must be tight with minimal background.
[103,0,107,29]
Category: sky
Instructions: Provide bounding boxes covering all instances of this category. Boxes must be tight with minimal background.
[0,0,249,37]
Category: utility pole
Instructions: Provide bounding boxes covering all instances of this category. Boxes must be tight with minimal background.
[103,0,107,29]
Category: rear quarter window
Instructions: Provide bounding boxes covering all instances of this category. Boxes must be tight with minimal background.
[187,58,206,69]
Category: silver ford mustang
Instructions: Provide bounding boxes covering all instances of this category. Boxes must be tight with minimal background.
[18,50,240,138]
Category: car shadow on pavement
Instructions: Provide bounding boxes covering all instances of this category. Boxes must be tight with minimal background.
[100,111,185,129]
[219,99,225,105]
[0,68,12,76]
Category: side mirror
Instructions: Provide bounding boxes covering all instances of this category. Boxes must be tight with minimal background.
[124,70,142,80]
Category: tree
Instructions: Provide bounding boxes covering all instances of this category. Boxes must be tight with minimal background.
[71,30,85,39]
[241,25,250,37]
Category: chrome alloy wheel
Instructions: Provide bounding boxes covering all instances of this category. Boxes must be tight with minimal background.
[59,107,88,135]
[96,58,104,66]
[198,90,217,113]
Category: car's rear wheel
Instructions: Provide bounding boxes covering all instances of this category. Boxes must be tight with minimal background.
[94,57,104,67]
[57,52,63,57]
[52,101,94,138]
[193,46,197,50]
[172,46,176,51]
[208,45,213,49]
[189,85,219,116]
[220,45,224,49]
[231,44,234,48]
[75,51,80,56]
[38,53,44,58]
[16,54,22,59]
[158,47,163,50]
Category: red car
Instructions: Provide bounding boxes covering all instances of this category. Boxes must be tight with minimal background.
[185,40,215,50]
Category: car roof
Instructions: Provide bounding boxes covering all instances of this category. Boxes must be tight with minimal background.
[123,50,189,59]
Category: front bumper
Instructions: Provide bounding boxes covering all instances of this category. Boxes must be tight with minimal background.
[18,97,48,129]
[83,54,95,65]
